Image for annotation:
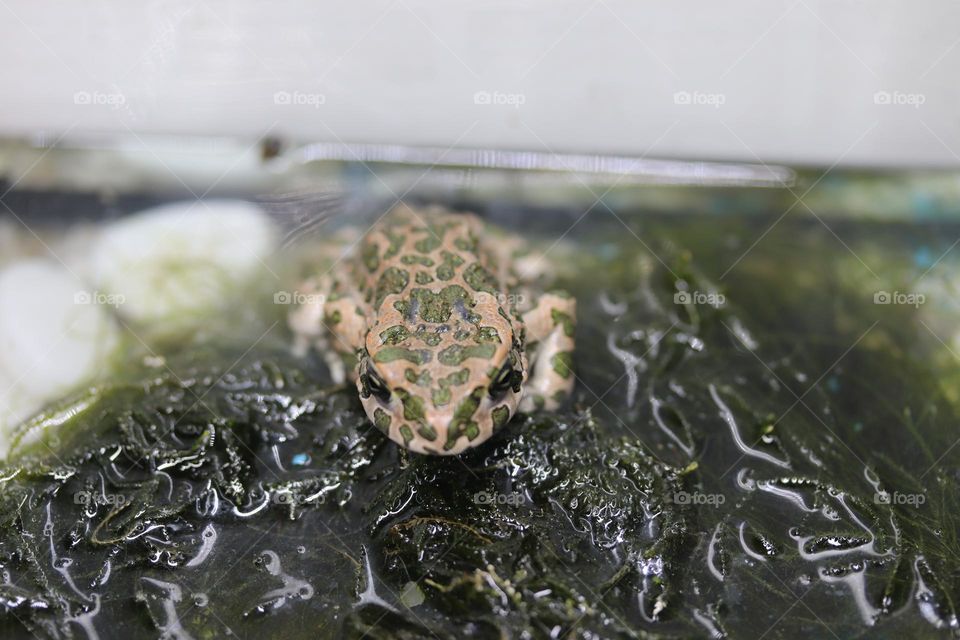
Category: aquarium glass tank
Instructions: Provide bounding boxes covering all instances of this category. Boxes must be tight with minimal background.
[1,140,960,639]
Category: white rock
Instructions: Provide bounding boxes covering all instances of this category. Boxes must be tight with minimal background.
[89,200,277,327]
[0,259,120,457]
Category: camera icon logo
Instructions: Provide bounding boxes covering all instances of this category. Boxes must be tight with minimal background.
[274,291,292,305]
[674,291,692,304]
[874,291,891,304]
[274,91,292,105]
[473,91,492,105]
[273,491,295,504]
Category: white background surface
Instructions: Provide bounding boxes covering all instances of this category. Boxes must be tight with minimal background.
[0,1,958,168]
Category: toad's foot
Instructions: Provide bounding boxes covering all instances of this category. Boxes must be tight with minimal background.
[519,292,576,412]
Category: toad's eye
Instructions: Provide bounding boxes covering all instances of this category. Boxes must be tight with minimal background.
[363,364,392,403]
[489,362,515,398]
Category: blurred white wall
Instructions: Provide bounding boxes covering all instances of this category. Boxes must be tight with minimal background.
[0,0,958,168]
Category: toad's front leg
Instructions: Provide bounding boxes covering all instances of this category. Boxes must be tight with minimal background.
[288,277,367,385]
[519,292,576,412]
